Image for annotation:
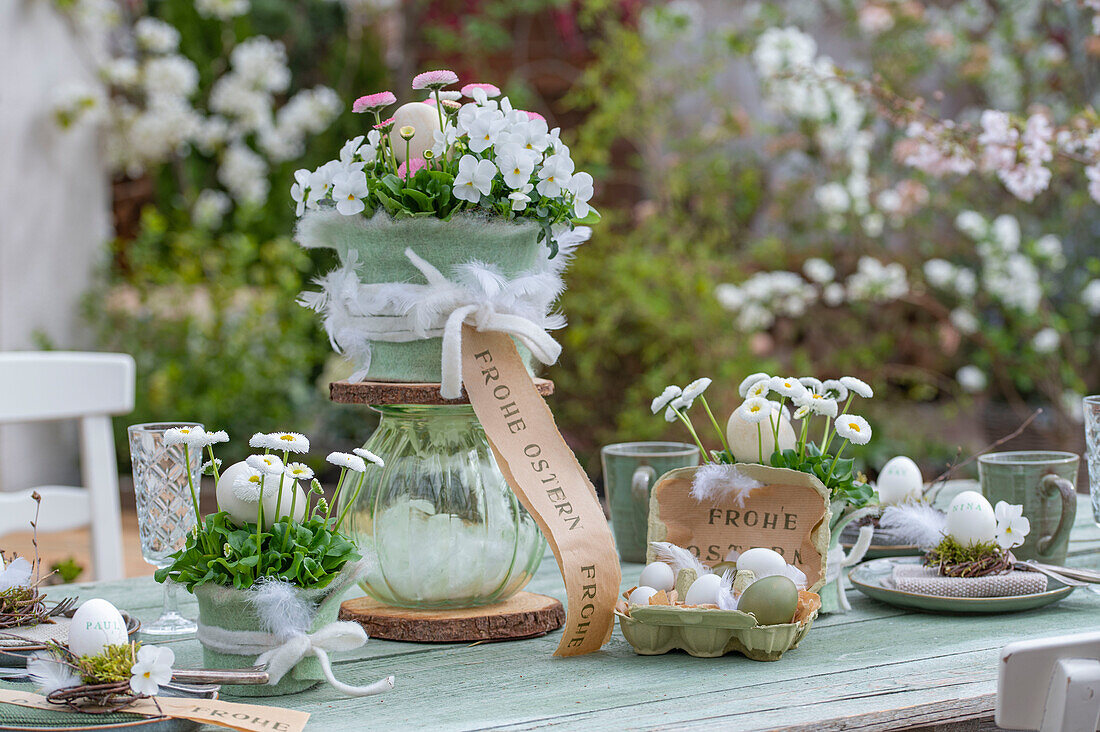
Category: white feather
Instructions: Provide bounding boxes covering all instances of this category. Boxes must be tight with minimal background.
[26,652,79,695]
[878,502,947,549]
[249,578,315,640]
[650,542,711,576]
[716,568,739,610]
[689,464,764,506]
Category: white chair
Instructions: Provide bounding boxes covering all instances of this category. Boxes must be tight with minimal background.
[0,352,135,581]
[998,631,1100,731]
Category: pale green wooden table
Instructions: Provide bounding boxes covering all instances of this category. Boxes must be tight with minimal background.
[43,494,1100,731]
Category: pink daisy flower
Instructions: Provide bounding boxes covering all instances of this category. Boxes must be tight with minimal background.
[412,69,459,91]
[373,117,395,133]
[397,158,427,179]
[525,111,546,122]
[352,91,397,113]
[460,82,501,99]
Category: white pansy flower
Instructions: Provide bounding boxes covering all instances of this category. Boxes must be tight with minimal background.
[738,373,771,397]
[1031,327,1060,354]
[130,645,175,697]
[651,385,683,414]
[327,452,367,472]
[332,170,368,215]
[465,110,506,153]
[339,135,365,165]
[291,169,312,216]
[839,376,873,398]
[246,454,284,476]
[735,397,772,424]
[452,155,497,203]
[994,501,1030,550]
[957,365,987,393]
[834,414,872,445]
[496,144,536,189]
[508,191,531,211]
[569,172,595,218]
[353,447,385,467]
[536,152,574,197]
[430,126,458,158]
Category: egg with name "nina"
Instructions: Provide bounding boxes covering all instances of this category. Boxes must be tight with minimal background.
[945,490,998,546]
[68,598,128,657]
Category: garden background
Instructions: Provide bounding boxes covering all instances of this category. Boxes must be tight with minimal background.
[2,0,1098,498]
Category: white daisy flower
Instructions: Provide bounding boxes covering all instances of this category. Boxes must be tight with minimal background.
[164,426,208,447]
[793,404,811,420]
[798,377,823,394]
[206,430,230,444]
[246,454,284,476]
[201,458,223,476]
[249,432,278,450]
[795,392,838,418]
[738,373,771,397]
[822,379,848,401]
[769,376,807,400]
[735,397,772,424]
[651,386,683,414]
[663,405,679,423]
[680,378,712,404]
[839,376,874,399]
[284,462,314,481]
[745,380,771,399]
[352,447,385,467]
[327,452,367,472]
[233,469,264,502]
[834,414,872,445]
[267,431,310,453]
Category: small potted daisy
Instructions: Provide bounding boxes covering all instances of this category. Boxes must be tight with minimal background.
[651,374,880,613]
[154,427,393,697]
[292,70,598,394]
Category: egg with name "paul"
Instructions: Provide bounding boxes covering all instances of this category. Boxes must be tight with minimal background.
[876,456,924,506]
[945,490,998,545]
[68,598,128,657]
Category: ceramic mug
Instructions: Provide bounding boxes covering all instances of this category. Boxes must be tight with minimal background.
[978,450,1078,564]
[601,442,700,563]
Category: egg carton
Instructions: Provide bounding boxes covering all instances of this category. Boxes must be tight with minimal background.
[615,599,818,661]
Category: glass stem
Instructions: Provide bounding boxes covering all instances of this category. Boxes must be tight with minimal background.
[162,579,181,620]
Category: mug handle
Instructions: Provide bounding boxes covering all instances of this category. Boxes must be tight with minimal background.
[1037,473,1076,556]
[631,465,657,505]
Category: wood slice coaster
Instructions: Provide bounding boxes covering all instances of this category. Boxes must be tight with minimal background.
[329,378,554,406]
[339,592,565,643]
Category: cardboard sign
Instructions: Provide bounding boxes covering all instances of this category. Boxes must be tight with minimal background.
[461,327,620,656]
[0,688,310,732]
[647,465,830,590]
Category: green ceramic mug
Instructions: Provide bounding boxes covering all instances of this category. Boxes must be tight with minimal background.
[601,442,700,563]
[978,450,1078,564]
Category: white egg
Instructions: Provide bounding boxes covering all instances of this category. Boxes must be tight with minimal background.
[726,408,797,463]
[391,102,442,163]
[68,598,128,657]
[261,481,306,529]
[628,586,659,606]
[736,547,789,578]
[685,573,723,606]
[639,562,675,592]
[945,490,998,545]
[876,456,924,506]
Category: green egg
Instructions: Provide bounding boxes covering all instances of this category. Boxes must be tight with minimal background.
[737,575,798,626]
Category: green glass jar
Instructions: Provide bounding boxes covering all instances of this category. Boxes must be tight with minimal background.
[339,405,546,608]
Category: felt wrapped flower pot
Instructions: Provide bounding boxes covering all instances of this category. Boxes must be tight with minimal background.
[297,211,572,389]
[193,562,391,698]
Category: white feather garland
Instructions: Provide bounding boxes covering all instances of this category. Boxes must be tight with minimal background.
[689,464,764,506]
[650,542,711,576]
[878,501,947,549]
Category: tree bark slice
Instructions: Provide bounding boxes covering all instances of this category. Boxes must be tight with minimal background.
[329,378,554,405]
[339,592,565,643]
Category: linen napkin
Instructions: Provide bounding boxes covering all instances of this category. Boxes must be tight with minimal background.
[889,564,1047,598]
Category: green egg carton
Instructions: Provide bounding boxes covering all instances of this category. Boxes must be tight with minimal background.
[615,604,817,661]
